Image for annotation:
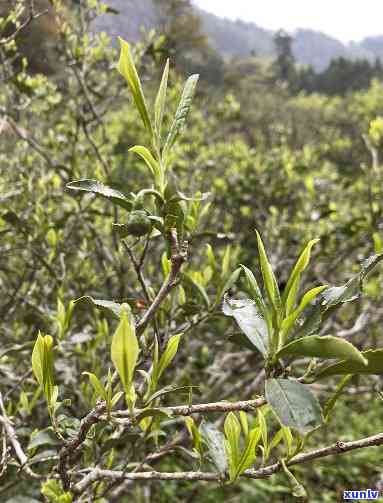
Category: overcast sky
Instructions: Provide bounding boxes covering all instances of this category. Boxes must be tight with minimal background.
[193,0,383,43]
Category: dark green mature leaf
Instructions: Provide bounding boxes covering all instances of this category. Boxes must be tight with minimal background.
[265,379,322,434]
[200,421,228,475]
[144,385,197,405]
[322,253,383,307]
[295,253,383,339]
[315,349,383,379]
[182,273,210,307]
[74,296,122,318]
[277,335,367,365]
[66,180,132,210]
[228,332,260,351]
[27,430,60,450]
[222,297,268,356]
[135,408,173,422]
[163,74,199,158]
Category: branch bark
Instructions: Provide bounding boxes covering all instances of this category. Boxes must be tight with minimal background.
[114,397,267,419]
[136,228,187,335]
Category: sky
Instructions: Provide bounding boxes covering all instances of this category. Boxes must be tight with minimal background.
[193,0,383,43]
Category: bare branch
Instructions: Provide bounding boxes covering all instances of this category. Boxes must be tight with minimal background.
[0,393,40,479]
[114,397,267,419]
[136,228,187,335]
[58,401,106,491]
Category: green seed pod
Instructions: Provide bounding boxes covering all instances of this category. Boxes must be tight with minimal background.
[126,210,152,237]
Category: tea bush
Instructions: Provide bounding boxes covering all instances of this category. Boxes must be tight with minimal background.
[1,2,383,502]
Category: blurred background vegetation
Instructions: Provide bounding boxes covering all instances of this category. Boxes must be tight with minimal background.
[1,1,383,501]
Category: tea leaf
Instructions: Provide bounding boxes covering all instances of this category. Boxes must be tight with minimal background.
[111,305,139,394]
[117,37,153,137]
[265,378,323,434]
[66,179,132,210]
[277,335,367,365]
[163,74,199,158]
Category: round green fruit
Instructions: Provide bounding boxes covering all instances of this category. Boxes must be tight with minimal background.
[126,210,152,237]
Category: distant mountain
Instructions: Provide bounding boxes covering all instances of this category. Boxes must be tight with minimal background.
[95,0,383,71]
[360,36,383,60]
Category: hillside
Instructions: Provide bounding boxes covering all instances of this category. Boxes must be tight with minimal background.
[94,0,383,70]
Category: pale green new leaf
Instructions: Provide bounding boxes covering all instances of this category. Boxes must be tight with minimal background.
[234,427,261,481]
[255,231,282,318]
[239,411,249,438]
[154,59,169,144]
[283,239,320,312]
[163,74,199,158]
[111,305,139,393]
[222,245,231,277]
[185,417,202,454]
[265,428,284,461]
[32,332,45,387]
[280,285,328,340]
[277,335,368,365]
[224,412,241,476]
[32,333,55,405]
[216,267,241,304]
[257,408,268,452]
[83,372,106,400]
[240,264,265,313]
[117,37,153,137]
[156,333,182,381]
[323,374,352,421]
[129,146,162,187]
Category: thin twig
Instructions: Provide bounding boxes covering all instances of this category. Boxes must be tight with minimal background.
[136,228,187,335]
[113,397,266,419]
[0,393,40,479]
[72,431,383,493]
[58,401,106,491]
[0,0,48,46]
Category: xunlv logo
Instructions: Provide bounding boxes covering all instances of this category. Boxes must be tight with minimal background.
[343,489,380,500]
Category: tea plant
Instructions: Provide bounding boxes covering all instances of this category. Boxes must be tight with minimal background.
[8,38,382,502]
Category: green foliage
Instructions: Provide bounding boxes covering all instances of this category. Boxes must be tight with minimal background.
[265,378,323,434]
[111,304,139,406]
[2,2,383,501]
[31,332,57,413]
